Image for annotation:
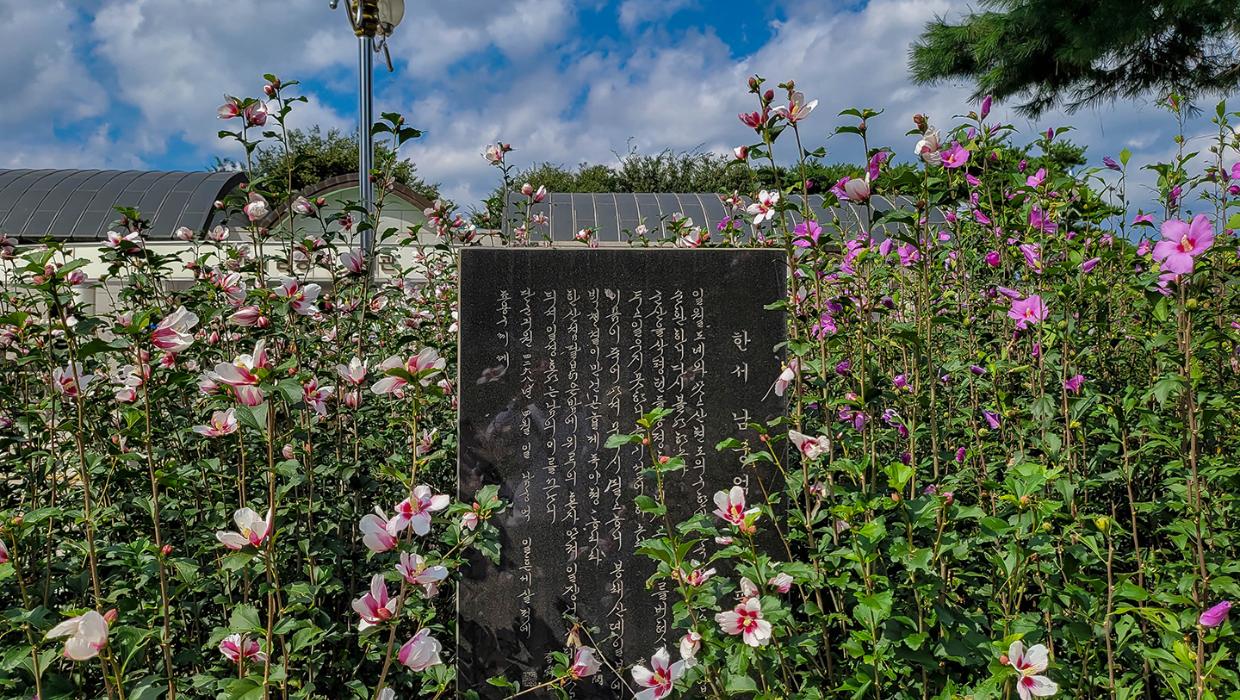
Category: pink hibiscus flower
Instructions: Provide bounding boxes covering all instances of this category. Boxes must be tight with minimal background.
[1153,214,1214,275]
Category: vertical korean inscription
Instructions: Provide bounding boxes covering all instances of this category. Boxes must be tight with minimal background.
[459,249,785,698]
[516,286,535,643]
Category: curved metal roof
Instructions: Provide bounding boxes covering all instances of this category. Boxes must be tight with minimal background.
[257,172,435,228]
[503,192,942,243]
[0,169,246,242]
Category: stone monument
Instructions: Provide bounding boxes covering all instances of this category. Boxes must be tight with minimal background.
[457,248,786,696]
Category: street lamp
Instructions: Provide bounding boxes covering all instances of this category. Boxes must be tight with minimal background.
[330,0,405,274]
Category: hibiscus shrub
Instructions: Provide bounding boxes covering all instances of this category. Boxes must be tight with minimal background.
[1,74,1239,700]
[494,84,1240,700]
[0,81,500,700]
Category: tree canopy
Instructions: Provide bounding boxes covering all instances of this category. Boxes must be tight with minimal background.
[909,0,1240,116]
[473,137,1099,229]
[214,126,440,201]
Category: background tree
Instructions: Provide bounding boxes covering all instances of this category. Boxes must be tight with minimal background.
[213,126,440,201]
[472,148,752,228]
[474,138,1102,229]
[909,0,1240,116]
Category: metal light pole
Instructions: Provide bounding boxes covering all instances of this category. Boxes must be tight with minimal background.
[330,0,404,274]
[357,27,374,262]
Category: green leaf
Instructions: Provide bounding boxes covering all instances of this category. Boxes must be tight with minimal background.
[853,590,894,629]
[235,403,269,434]
[637,407,674,428]
[276,379,303,404]
[129,677,166,700]
[884,462,914,492]
[487,676,519,690]
[634,495,667,516]
[1151,375,1184,406]
[226,678,266,700]
[605,433,641,449]
[725,675,759,693]
[222,551,256,572]
[229,604,263,634]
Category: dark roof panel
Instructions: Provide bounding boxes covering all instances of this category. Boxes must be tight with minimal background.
[0,170,57,230]
[0,169,247,242]
[27,170,98,236]
[147,172,205,235]
[2,170,78,235]
[56,171,128,242]
[593,194,618,243]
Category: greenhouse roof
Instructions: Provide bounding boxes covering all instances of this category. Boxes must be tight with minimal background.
[0,169,246,242]
[503,192,939,243]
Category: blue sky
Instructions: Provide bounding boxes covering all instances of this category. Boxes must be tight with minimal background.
[0,0,1226,210]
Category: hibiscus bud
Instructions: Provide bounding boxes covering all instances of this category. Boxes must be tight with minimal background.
[214,200,224,210]
[263,84,276,97]
[1200,601,1232,628]
[658,455,670,464]
[641,437,650,445]
[160,544,173,556]
[943,492,954,506]
[521,183,534,197]
[1095,516,1110,533]
[103,609,119,624]
[912,113,926,131]
[680,631,701,661]
[999,654,1009,665]
[316,197,327,207]
[747,76,760,91]
[282,444,295,460]
[763,89,774,103]
[890,492,900,502]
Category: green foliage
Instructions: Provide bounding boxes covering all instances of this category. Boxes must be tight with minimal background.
[216,125,440,202]
[4,71,1240,700]
[0,85,494,700]
[910,0,1240,115]
[585,76,1240,700]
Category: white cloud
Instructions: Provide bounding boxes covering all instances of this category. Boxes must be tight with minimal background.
[399,0,1201,208]
[0,0,1215,216]
[618,0,694,31]
[89,0,354,159]
[0,2,113,168]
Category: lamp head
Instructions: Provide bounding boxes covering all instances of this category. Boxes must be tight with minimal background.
[376,0,404,36]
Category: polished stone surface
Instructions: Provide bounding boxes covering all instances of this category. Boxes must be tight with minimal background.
[457,248,786,696]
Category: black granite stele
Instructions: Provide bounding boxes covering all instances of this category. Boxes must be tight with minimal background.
[457,248,786,697]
